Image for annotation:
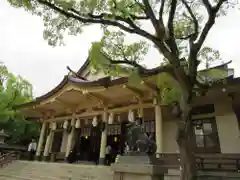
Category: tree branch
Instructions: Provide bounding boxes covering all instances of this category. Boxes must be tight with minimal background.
[181,0,199,42]
[142,0,165,38]
[77,10,149,21]
[166,0,179,56]
[187,0,227,86]
[101,51,146,70]
[159,0,165,21]
[194,0,227,52]
[37,0,158,44]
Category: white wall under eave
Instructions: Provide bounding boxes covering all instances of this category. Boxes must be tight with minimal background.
[163,120,179,153]
[215,99,240,153]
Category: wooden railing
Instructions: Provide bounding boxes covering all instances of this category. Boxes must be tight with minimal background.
[196,154,240,172]
[0,151,20,168]
[157,153,240,172]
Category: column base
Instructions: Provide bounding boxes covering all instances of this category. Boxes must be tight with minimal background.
[99,157,105,165]
[42,155,50,162]
[35,155,41,161]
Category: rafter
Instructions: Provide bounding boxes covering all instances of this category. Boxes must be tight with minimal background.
[83,91,110,106]
[54,98,78,112]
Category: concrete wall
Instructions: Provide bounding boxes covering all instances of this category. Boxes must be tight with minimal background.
[161,107,179,153]
[215,99,240,153]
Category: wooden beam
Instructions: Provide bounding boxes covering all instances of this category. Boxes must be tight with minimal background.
[122,84,144,97]
[39,85,106,106]
[54,98,78,113]
[45,102,154,122]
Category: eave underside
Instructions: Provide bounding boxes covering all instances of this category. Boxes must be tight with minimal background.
[19,74,161,120]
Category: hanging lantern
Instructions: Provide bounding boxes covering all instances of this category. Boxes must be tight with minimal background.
[108,113,114,124]
[75,119,81,129]
[71,117,75,126]
[128,110,134,122]
[92,116,98,127]
[117,114,121,123]
[63,120,68,129]
[51,122,57,130]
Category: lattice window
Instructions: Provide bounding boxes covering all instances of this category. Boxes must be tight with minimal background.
[193,118,220,153]
[107,124,121,135]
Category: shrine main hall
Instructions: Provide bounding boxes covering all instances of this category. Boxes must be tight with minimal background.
[16,59,240,164]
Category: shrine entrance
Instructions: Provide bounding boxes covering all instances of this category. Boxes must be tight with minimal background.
[107,121,128,163]
[89,126,101,162]
[74,125,101,163]
[51,131,63,153]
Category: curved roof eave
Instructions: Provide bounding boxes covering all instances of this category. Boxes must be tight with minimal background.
[15,66,170,109]
[14,63,240,110]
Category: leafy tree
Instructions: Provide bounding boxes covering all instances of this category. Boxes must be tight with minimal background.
[7,0,238,179]
[0,62,39,146]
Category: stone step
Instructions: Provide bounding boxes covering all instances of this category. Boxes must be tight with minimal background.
[14,161,111,171]
[2,165,112,175]
[0,174,44,180]
[0,161,113,180]
[0,171,61,180]
[2,170,112,180]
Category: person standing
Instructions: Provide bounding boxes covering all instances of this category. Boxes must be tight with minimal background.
[124,142,130,155]
[28,138,37,161]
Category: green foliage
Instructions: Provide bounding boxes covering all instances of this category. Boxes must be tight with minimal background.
[127,68,143,87]
[157,73,182,105]
[89,28,148,77]
[0,63,39,145]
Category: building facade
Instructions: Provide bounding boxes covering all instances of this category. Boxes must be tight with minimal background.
[17,59,240,164]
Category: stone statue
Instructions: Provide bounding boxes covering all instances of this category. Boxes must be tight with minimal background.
[126,118,156,154]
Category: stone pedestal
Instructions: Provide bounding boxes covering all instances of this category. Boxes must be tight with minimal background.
[42,155,50,162]
[111,152,166,180]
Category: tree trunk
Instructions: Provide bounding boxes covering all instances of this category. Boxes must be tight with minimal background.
[177,95,197,180]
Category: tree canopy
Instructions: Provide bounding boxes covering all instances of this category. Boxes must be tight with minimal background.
[6,0,239,179]
[0,62,39,145]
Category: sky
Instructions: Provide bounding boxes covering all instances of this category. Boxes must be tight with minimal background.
[1,1,240,97]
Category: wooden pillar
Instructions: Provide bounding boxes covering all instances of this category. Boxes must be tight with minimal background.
[65,115,76,158]
[43,124,54,161]
[99,108,108,164]
[36,121,47,161]
[154,98,163,155]
[137,99,144,124]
